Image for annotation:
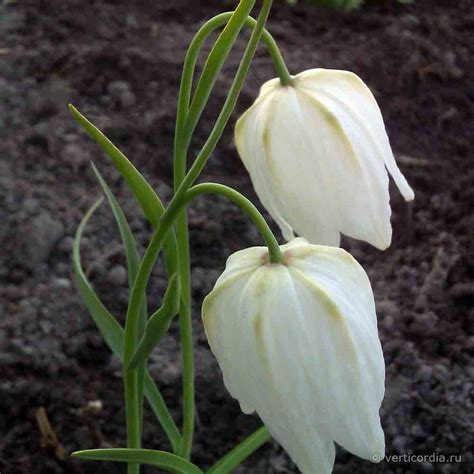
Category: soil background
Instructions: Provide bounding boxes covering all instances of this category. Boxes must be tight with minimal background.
[1,0,473,473]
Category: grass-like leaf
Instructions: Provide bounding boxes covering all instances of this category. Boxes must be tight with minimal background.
[69,105,183,453]
[206,426,271,473]
[72,200,181,452]
[73,198,123,356]
[72,448,203,474]
[69,104,163,227]
[91,163,148,463]
[91,163,143,289]
[128,274,181,369]
[68,104,180,276]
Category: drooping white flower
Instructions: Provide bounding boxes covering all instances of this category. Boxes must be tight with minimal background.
[202,238,385,474]
[235,68,414,250]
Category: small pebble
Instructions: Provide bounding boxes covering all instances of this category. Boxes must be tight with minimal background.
[120,90,136,108]
[52,278,72,289]
[61,143,89,169]
[107,265,128,286]
[58,236,74,254]
[23,198,40,213]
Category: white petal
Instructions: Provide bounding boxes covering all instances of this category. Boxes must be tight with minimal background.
[287,245,385,459]
[203,263,337,473]
[237,86,344,247]
[235,68,415,250]
[296,69,414,202]
[265,85,390,248]
[265,87,345,247]
[296,87,392,249]
[280,236,310,252]
[235,94,296,241]
[202,243,385,472]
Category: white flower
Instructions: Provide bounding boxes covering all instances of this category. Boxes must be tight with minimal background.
[235,68,414,250]
[202,238,385,474]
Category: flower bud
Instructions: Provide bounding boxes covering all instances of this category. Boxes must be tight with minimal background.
[202,238,385,473]
[235,68,414,250]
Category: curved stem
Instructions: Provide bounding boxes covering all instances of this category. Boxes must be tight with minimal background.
[175,11,291,155]
[176,0,275,201]
[187,183,282,263]
[172,0,258,458]
[172,0,275,459]
[123,183,282,431]
[179,1,256,153]
[173,1,257,459]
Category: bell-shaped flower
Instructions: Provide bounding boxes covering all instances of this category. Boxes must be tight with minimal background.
[202,238,385,473]
[235,68,414,250]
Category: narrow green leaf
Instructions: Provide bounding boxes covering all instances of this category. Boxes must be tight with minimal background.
[69,104,163,227]
[143,373,181,451]
[72,449,203,474]
[69,105,182,448]
[91,162,142,286]
[72,200,181,452]
[206,426,271,473]
[128,274,181,369]
[91,163,148,462]
[68,104,180,279]
[72,198,124,357]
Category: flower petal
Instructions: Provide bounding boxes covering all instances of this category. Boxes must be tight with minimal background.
[235,93,296,241]
[235,68,415,250]
[296,69,414,202]
[287,245,385,459]
[203,261,337,473]
[202,242,385,472]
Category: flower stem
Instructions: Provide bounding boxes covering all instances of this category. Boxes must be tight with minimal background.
[172,0,274,460]
[176,0,275,200]
[121,183,277,368]
[173,0,256,459]
[180,1,257,150]
[121,181,279,459]
[187,183,282,263]
[175,11,291,152]
[122,0,277,463]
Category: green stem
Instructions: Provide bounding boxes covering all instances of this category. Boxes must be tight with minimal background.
[179,0,257,151]
[176,265,193,460]
[173,1,257,458]
[176,0,275,203]
[124,286,144,474]
[207,427,271,473]
[128,275,181,370]
[173,0,275,460]
[175,11,291,153]
[122,185,280,418]
[170,0,275,460]
[123,182,282,432]
[187,183,282,263]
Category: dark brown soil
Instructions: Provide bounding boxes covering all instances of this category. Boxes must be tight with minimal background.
[1,0,473,473]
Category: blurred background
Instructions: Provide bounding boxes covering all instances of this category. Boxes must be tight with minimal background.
[1,0,473,472]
